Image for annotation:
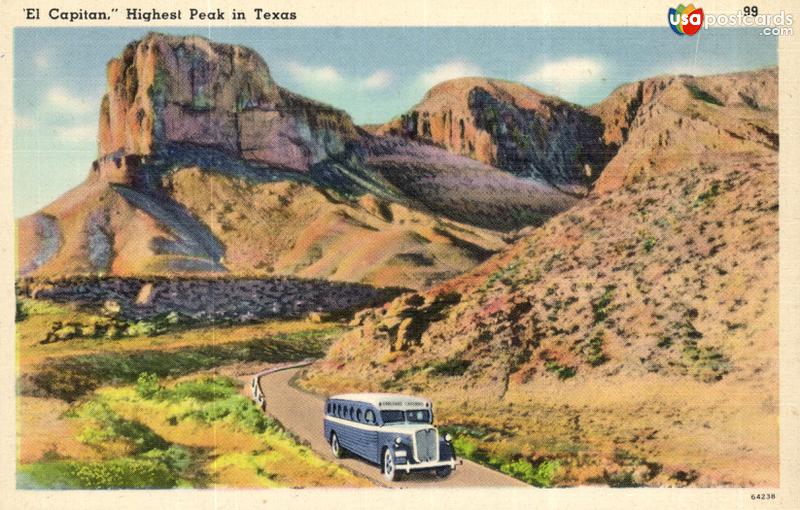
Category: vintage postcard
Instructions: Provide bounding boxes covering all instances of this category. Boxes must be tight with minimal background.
[1,0,798,508]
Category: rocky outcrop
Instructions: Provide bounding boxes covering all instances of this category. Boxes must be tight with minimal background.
[377,78,612,194]
[98,32,360,173]
[589,68,778,193]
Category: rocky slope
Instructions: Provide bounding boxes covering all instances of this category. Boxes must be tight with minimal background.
[376,78,613,195]
[303,69,779,486]
[590,68,777,192]
[17,33,578,287]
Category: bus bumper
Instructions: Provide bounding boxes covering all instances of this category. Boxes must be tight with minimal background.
[399,458,460,473]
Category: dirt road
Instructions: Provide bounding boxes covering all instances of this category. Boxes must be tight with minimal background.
[257,365,530,488]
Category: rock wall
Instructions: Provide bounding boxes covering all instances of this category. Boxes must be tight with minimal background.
[20,276,404,322]
[589,69,778,193]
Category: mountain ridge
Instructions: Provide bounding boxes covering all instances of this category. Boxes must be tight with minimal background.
[16,33,585,286]
[16,33,778,296]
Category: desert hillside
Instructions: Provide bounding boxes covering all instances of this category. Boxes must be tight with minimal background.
[590,68,777,192]
[302,69,779,487]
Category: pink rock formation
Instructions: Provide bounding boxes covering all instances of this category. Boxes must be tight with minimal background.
[97,33,360,173]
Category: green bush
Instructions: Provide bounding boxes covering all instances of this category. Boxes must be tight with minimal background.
[180,392,276,434]
[156,375,278,435]
[584,331,608,366]
[682,341,730,382]
[19,458,177,489]
[451,436,479,458]
[15,299,27,322]
[167,376,237,402]
[545,361,577,380]
[429,358,471,377]
[694,182,721,207]
[592,286,616,324]
[136,372,163,400]
[500,458,562,487]
[74,400,169,454]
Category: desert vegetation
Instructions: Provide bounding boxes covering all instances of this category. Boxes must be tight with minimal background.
[19,374,367,488]
[303,151,779,487]
[16,296,366,488]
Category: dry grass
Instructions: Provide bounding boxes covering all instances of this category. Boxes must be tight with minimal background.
[165,168,505,289]
[16,299,335,370]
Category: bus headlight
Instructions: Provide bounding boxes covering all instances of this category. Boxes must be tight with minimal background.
[394,437,402,446]
[444,433,452,443]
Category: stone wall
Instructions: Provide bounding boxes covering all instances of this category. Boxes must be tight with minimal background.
[19,276,404,322]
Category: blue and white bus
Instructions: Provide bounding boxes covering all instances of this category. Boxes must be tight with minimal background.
[323,393,458,481]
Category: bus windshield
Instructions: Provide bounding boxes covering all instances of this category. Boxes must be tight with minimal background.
[406,409,431,423]
[380,409,432,424]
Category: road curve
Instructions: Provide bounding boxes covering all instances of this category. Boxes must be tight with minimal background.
[257,365,530,488]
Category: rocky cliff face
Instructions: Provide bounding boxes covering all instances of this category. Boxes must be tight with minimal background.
[377,78,612,194]
[21,33,574,286]
[589,68,777,193]
[97,33,360,175]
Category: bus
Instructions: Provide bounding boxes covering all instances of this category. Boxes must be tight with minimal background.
[323,392,459,481]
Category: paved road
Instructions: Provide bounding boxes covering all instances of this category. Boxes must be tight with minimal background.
[256,365,530,488]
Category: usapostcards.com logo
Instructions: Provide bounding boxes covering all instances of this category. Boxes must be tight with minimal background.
[668,4,705,36]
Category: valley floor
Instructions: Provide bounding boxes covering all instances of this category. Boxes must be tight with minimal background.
[17,296,778,488]
[16,298,369,489]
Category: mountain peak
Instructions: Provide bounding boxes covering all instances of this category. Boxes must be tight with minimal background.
[420,76,558,111]
[377,76,611,194]
[97,31,359,176]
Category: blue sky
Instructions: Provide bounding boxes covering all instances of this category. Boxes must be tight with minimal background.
[14,27,777,217]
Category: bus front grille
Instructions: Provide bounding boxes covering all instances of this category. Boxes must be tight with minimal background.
[415,428,437,462]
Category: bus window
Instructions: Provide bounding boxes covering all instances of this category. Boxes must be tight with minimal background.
[356,409,362,422]
[381,410,405,424]
[365,409,375,424]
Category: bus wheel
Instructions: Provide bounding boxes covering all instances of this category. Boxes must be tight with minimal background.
[330,433,344,459]
[383,449,398,482]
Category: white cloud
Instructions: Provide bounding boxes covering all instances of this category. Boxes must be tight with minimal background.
[55,123,96,143]
[286,62,344,86]
[46,86,94,115]
[15,115,37,130]
[285,62,395,92]
[418,60,482,88]
[34,51,50,70]
[360,70,393,90]
[657,63,729,77]
[521,57,606,98]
